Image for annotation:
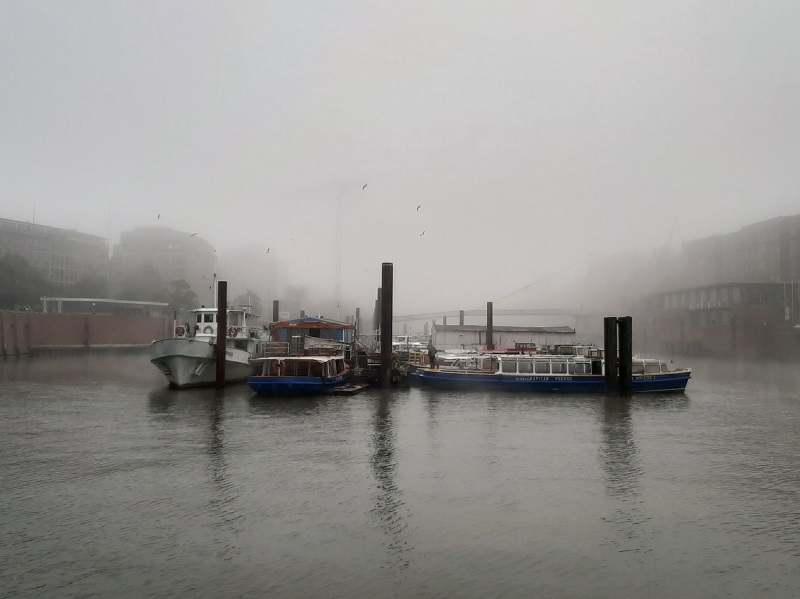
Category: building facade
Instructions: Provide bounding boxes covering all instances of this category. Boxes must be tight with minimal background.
[677,214,800,288]
[638,282,800,358]
[0,217,108,290]
[634,214,800,358]
[110,227,216,302]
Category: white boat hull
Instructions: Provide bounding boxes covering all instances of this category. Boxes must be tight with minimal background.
[150,338,256,388]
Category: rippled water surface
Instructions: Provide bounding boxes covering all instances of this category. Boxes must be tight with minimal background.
[2,355,799,598]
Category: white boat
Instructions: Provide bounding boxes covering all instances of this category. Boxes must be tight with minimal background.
[150,306,270,388]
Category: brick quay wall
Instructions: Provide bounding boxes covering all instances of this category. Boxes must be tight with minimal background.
[0,311,171,357]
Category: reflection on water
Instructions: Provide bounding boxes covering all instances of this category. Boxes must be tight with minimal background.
[2,356,800,597]
[599,397,641,499]
[598,397,651,554]
[370,390,413,576]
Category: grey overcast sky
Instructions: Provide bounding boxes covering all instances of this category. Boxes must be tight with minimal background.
[2,1,800,314]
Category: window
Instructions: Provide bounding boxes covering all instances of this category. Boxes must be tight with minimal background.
[518,360,533,373]
[644,363,661,374]
[534,361,550,374]
[632,362,645,374]
[204,314,214,323]
[551,361,568,374]
[569,362,590,374]
[501,360,517,373]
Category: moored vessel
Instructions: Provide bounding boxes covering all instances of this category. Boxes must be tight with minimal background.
[150,306,269,388]
[410,344,691,393]
[248,349,350,396]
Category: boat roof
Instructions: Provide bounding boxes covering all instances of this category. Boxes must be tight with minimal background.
[251,355,343,364]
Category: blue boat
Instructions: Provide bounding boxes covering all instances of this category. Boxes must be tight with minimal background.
[248,354,350,396]
[410,348,690,393]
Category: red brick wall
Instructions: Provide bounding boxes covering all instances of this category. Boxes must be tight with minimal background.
[1,310,171,355]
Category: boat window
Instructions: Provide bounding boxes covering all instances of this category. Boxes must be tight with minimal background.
[660,363,671,373]
[644,363,661,374]
[204,314,214,323]
[534,361,549,374]
[631,361,645,374]
[568,362,590,374]
[551,361,568,374]
[500,360,517,373]
[196,314,202,323]
[518,360,533,374]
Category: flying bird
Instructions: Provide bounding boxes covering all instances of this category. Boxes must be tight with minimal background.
[157,214,161,220]
[419,230,425,237]
[416,205,421,211]
[362,184,368,190]
[266,248,270,253]
[190,233,197,237]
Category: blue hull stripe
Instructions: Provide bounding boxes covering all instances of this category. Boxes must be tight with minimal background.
[248,375,348,396]
[410,370,690,393]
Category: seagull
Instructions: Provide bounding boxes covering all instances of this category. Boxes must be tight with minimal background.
[362,184,368,190]
[157,214,161,220]
[266,248,270,253]
[419,230,425,237]
[190,233,197,237]
[416,205,421,211]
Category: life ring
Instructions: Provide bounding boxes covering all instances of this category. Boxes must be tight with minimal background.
[226,326,239,338]
[202,325,213,334]
[175,326,185,337]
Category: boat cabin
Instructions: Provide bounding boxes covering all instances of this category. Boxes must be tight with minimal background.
[436,354,675,376]
[254,356,348,378]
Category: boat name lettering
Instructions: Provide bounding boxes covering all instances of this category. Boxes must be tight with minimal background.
[514,376,573,381]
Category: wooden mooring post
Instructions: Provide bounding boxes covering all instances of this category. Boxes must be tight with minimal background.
[380,263,393,388]
[486,301,494,351]
[215,280,228,389]
[604,315,633,396]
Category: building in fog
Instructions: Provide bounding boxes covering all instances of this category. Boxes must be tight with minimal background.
[635,214,800,357]
[0,217,108,290]
[110,227,215,302]
[638,281,800,358]
[677,214,800,288]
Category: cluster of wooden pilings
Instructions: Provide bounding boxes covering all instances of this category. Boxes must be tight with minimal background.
[604,315,633,396]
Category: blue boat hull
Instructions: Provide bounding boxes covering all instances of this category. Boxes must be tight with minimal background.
[410,369,690,393]
[248,374,349,396]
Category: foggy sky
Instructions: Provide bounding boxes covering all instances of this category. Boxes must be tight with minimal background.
[2,1,800,315]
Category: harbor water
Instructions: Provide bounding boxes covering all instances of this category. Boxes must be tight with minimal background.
[2,354,799,598]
